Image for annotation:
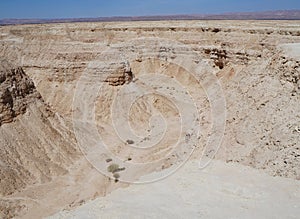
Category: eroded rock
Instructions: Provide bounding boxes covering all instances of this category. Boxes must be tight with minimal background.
[0,60,41,125]
[105,61,133,86]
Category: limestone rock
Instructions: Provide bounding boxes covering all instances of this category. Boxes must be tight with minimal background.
[0,60,41,125]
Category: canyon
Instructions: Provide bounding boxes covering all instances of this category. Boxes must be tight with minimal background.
[0,20,299,218]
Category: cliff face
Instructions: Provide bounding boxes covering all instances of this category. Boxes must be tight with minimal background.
[0,20,299,218]
[0,61,41,125]
[0,61,78,198]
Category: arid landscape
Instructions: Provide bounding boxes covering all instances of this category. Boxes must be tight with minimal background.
[0,20,300,218]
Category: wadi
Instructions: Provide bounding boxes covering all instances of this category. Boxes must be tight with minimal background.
[0,20,299,218]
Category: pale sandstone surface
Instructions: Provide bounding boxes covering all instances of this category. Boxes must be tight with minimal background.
[0,20,299,218]
[48,160,300,219]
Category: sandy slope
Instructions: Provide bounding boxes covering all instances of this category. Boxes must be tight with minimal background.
[0,20,299,218]
[48,159,300,219]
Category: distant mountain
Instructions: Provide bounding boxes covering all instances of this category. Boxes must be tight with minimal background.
[1,10,300,25]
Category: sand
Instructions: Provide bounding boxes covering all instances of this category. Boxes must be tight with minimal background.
[0,20,299,218]
[48,159,300,219]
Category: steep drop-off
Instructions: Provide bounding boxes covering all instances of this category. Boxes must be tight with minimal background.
[0,60,79,217]
[0,20,299,218]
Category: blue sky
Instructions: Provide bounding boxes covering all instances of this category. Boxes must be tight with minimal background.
[0,0,299,19]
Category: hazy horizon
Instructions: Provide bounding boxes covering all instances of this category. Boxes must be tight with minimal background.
[0,0,300,19]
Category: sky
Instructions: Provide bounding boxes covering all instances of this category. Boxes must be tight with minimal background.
[0,0,299,19]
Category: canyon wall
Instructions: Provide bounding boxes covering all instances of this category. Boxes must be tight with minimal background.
[0,20,299,218]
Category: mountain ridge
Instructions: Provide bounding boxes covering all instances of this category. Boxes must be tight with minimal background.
[1,10,300,25]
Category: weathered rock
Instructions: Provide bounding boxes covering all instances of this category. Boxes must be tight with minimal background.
[0,60,41,125]
[0,61,78,200]
[104,61,133,86]
[0,20,299,218]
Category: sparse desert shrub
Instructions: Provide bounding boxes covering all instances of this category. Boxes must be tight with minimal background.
[113,173,120,179]
[116,167,126,172]
[126,139,134,144]
[106,158,112,163]
[107,163,119,173]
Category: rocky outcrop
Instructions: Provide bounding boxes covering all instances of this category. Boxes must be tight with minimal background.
[271,56,300,95]
[0,60,42,125]
[104,61,133,86]
[0,61,78,199]
[204,48,228,69]
[0,20,299,218]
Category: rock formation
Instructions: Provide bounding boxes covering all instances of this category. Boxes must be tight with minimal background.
[0,61,79,218]
[0,20,299,218]
[0,60,41,125]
